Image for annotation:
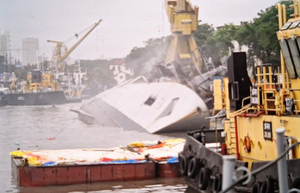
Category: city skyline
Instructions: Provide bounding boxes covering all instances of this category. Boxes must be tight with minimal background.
[1,0,280,63]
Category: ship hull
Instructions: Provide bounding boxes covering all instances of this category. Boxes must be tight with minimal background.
[6,91,67,106]
[78,77,210,133]
[0,97,7,106]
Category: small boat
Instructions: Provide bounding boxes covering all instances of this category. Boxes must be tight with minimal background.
[75,76,210,133]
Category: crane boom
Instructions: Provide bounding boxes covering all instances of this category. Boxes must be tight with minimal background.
[48,19,102,70]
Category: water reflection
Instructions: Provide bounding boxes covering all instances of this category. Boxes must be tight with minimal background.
[16,178,188,193]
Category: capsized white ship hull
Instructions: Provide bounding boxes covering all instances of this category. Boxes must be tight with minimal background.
[75,77,209,133]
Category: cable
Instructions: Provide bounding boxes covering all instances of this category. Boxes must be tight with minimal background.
[161,0,164,36]
[220,140,300,193]
[64,23,94,43]
[50,119,78,139]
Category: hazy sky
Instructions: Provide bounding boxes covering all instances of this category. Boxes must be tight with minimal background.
[0,0,280,62]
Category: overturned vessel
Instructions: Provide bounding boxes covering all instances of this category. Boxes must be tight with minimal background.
[76,77,210,133]
[74,0,228,133]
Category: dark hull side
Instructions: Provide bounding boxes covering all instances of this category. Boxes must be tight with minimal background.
[66,98,82,103]
[179,132,300,192]
[6,91,67,106]
[0,97,7,106]
[179,134,246,193]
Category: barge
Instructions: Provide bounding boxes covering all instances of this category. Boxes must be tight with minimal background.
[11,139,183,187]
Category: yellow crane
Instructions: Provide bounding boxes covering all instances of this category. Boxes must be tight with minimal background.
[164,0,202,75]
[47,19,102,71]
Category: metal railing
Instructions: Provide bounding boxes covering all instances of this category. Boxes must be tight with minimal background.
[221,128,300,193]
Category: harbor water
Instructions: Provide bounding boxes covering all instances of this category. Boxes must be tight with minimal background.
[0,102,193,193]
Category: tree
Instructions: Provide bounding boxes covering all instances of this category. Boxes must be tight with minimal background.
[214,23,240,56]
[193,23,220,65]
[194,23,215,46]
[81,59,117,91]
[193,1,294,66]
[235,0,293,64]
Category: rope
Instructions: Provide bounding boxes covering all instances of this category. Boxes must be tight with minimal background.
[47,118,78,140]
[55,120,77,138]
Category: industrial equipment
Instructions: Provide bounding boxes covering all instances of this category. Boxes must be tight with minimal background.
[178,1,300,192]
[48,19,102,72]
[164,0,203,79]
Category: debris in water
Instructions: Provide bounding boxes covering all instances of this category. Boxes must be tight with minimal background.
[112,186,123,189]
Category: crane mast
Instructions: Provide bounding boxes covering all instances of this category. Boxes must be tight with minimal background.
[47,19,102,71]
[164,0,203,76]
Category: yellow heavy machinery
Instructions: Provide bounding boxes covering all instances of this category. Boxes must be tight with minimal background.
[178,1,300,192]
[25,70,61,91]
[164,0,203,78]
[48,19,102,72]
[9,77,16,90]
[25,20,101,92]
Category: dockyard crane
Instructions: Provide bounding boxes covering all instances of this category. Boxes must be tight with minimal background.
[164,0,203,76]
[48,19,102,72]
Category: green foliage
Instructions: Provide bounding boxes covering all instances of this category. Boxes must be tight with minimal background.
[80,59,117,89]
[214,23,240,56]
[238,5,279,63]
[194,23,215,46]
[237,0,293,64]
[193,0,294,65]
[193,24,220,64]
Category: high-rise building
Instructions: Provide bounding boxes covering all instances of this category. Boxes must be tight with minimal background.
[22,38,39,66]
[0,29,11,65]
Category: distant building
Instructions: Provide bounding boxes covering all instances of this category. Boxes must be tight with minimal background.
[37,54,48,71]
[0,29,11,65]
[22,38,39,66]
[109,58,133,85]
[0,55,5,73]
